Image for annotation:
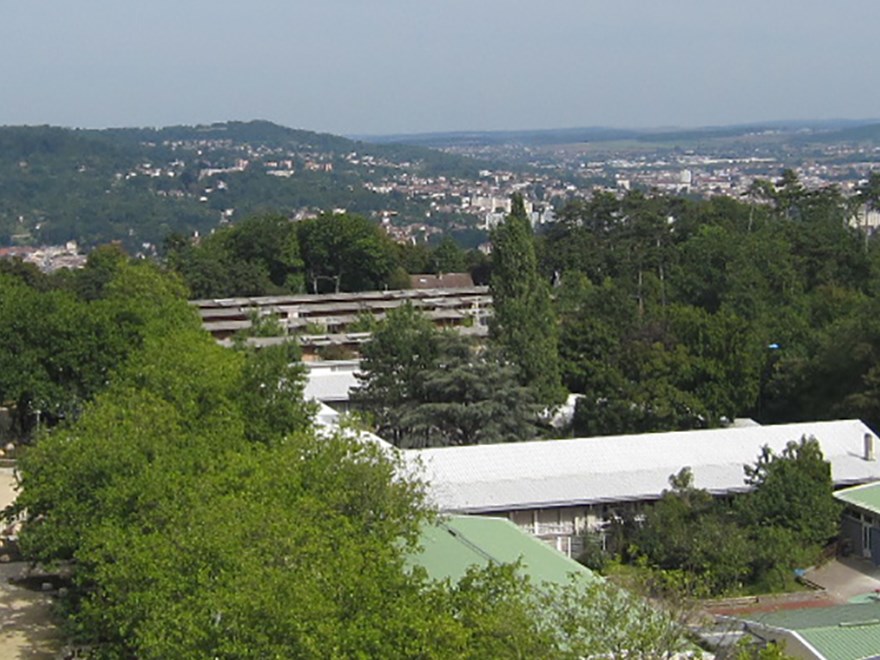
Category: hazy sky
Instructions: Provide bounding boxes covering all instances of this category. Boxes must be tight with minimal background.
[3,1,878,135]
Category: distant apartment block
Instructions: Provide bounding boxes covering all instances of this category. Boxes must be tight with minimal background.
[193,286,492,359]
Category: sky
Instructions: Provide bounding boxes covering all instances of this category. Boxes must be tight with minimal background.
[2,1,879,136]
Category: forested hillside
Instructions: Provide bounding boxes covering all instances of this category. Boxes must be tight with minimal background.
[0,121,489,251]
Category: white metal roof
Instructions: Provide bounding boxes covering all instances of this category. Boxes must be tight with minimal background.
[303,367,360,403]
[409,420,880,513]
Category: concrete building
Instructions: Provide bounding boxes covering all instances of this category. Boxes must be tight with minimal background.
[194,286,492,344]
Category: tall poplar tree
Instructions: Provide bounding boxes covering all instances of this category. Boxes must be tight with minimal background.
[490,194,565,405]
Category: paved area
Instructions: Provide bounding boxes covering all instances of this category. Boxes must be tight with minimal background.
[0,467,63,659]
[803,556,880,603]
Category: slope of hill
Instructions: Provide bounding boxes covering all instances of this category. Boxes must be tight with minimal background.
[0,121,492,251]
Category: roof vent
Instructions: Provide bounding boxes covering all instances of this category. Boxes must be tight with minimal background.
[866,433,876,462]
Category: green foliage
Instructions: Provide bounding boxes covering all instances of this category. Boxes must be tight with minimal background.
[401,334,543,447]
[347,310,380,333]
[441,564,558,659]
[11,279,440,657]
[166,214,304,298]
[543,176,880,432]
[353,304,542,447]
[297,212,398,293]
[0,258,192,437]
[237,310,285,338]
[539,578,690,659]
[576,531,610,572]
[432,235,467,274]
[628,438,840,596]
[74,243,130,301]
[738,436,841,548]
[634,469,752,594]
[490,193,565,405]
[235,341,315,445]
[735,641,793,660]
[352,304,440,444]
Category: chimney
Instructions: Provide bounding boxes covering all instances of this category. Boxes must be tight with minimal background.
[866,433,876,462]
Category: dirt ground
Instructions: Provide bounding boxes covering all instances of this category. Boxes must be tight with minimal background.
[1,467,17,514]
[0,468,64,659]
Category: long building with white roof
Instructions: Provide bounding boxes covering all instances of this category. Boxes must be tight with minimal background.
[299,361,880,557]
[409,419,880,555]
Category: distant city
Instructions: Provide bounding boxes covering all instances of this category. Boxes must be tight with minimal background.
[1,119,879,266]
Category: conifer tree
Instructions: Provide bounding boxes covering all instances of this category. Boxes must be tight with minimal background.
[490,194,565,405]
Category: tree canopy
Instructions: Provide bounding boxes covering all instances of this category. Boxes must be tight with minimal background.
[540,176,880,435]
[296,212,398,293]
[7,261,690,658]
[353,304,542,447]
[625,436,840,595]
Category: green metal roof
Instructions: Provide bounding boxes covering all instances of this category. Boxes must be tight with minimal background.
[408,515,597,588]
[799,626,880,660]
[835,481,880,516]
[746,603,880,660]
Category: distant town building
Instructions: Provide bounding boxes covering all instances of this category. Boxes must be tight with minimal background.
[0,242,86,273]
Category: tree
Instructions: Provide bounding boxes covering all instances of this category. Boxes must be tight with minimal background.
[857,172,880,252]
[297,212,397,293]
[774,169,805,220]
[235,340,315,445]
[0,262,172,437]
[354,305,542,447]
[400,334,542,447]
[663,304,763,423]
[625,437,840,596]
[738,435,841,548]
[490,193,565,405]
[633,468,752,594]
[166,214,304,298]
[10,285,440,657]
[432,235,466,274]
[8,263,693,656]
[9,284,682,657]
[540,577,690,659]
[352,304,441,445]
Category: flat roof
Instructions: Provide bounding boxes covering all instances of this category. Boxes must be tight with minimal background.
[410,420,880,513]
[303,368,360,402]
[190,286,490,309]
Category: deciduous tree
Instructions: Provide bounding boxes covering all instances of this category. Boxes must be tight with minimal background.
[297,212,397,293]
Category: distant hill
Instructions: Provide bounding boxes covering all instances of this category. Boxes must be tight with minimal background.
[357,126,644,148]
[790,121,880,144]
[359,119,880,149]
[0,121,493,251]
[5,118,879,253]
